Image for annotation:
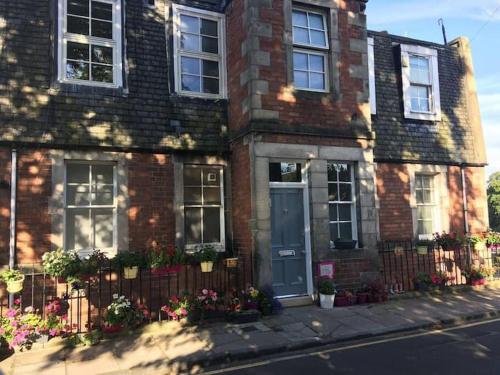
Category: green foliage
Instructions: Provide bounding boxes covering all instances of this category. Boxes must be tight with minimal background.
[147,247,186,269]
[42,249,81,278]
[195,245,218,263]
[112,251,145,269]
[78,249,108,276]
[318,279,336,295]
[414,272,432,285]
[488,172,500,231]
[0,269,24,282]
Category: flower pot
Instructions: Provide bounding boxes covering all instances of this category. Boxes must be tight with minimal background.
[224,257,238,268]
[471,278,486,286]
[356,292,370,304]
[226,309,261,324]
[102,323,124,335]
[334,295,350,307]
[6,275,25,294]
[200,261,214,273]
[151,265,182,276]
[417,245,428,255]
[319,293,335,309]
[123,266,138,279]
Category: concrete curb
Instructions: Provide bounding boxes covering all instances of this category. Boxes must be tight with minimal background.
[184,308,500,371]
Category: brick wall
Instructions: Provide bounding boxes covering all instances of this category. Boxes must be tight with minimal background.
[465,167,489,234]
[128,153,175,251]
[376,163,413,240]
[0,148,11,266]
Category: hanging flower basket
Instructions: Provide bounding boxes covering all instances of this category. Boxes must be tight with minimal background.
[224,257,238,268]
[123,266,139,280]
[6,275,25,294]
[200,261,214,273]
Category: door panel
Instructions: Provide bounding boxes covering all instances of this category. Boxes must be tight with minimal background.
[271,188,307,297]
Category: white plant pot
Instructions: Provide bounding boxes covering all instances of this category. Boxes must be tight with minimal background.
[319,293,335,309]
[200,261,214,273]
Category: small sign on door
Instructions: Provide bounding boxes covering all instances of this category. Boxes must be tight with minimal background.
[318,261,335,279]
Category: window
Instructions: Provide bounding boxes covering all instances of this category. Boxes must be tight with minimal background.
[58,0,122,87]
[65,163,116,254]
[269,163,302,183]
[173,5,226,98]
[415,174,436,238]
[401,44,441,121]
[144,0,155,8]
[328,163,357,247]
[292,9,329,92]
[183,166,224,249]
[368,37,376,114]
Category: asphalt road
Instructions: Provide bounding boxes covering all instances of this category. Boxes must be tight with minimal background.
[203,318,500,375]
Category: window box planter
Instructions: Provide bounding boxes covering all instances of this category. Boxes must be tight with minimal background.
[123,266,139,280]
[6,275,25,294]
[319,293,335,309]
[334,240,357,250]
[226,309,261,324]
[151,265,183,276]
[200,261,214,273]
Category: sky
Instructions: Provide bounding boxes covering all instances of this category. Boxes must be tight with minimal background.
[367,0,500,178]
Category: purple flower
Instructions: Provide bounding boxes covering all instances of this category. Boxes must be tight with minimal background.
[6,309,17,318]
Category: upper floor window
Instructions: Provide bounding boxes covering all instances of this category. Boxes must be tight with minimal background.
[401,44,441,121]
[58,0,123,87]
[292,9,329,92]
[172,4,227,98]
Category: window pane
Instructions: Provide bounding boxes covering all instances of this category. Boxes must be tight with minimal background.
[92,65,113,82]
[67,164,90,184]
[67,42,89,61]
[67,184,90,206]
[93,208,114,248]
[418,206,433,220]
[182,74,201,92]
[329,204,338,221]
[310,73,325,90]
[66,208,90,251]
[293,26,309,44]
[201,19,218,36]
[423,176,432,188]
[180,15,198,33]
[310,30,326,46]
[418,220,433,236]
[293,52,308,70]
[67,61,89,80]
[204,187,221,205]
[339,223,353,240]
[201,36,218,53]
[185,208,202,245]
[328,183,338,201]
[184,187,202,205]
[68,0,89,16]
[338,204,351,221]
[203,168,220,186]
[339,184,351,201]
[181,33,200,51]
[309,54,324,72]
[292,10,307,27]
[203,208,220,243]
[308,13,324,30]
[184,167,202,186]
[91,20,112,39]
[293,70,308,88]
[202,60,219,77]
[416,189,424,204]
[329,223,339,241]
[423,189,432,204]
[181,57,200,75]
[338,164,351,182]
[92,45,113,64]
[327,164,338,182]
[91,1,112,21]
[203,77,219,94]
[93,185,113,205]
[269,163,301,183]
[92,165,113,184]
[67,16,89,35]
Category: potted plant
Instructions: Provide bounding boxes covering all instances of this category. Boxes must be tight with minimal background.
[368,279,388,303]
[225,289,261,323]
[78,249,108,281]
[469,235,486,252]
[196,245,218,273]
[318,279,336,309]
[42,249,81,282]
[102,294,148,335]
[356,287,370,304]
[148,247,185,276]
[413,272,431,291]
[333,238,357,250]
[0,269,25,294]
[430,271,453,289]
[113,251,144,279]
[190,289,224,322]
[486,231,500,250]
[161,294,191,321]
[334,290,352,307]
[464,265,493,286]
[433,231,463,251]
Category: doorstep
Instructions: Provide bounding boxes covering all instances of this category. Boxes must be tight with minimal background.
[279,295,314,308]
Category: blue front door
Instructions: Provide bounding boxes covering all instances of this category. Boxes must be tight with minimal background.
[270,188,308,297]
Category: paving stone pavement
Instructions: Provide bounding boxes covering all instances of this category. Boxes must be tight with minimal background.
[2,288,500,375]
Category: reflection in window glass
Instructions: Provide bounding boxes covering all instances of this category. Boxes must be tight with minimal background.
[269,163,302,183]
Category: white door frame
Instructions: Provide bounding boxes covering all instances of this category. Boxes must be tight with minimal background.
[269,165,313,297]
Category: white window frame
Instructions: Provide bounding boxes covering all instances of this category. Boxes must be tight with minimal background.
[292,48,329,93]
[401,44,441,121]
[183,165,225,251]
[63,161,118,256]
[57,0,123,88]
[368,37,376,115]
[414,174,438,240]
[172,4,227,99]
[292,7,329,93]
[327,162,358,248]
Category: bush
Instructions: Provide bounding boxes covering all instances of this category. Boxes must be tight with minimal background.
[318,279,336,295]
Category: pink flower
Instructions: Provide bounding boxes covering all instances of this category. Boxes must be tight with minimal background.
[6,308,17,318]
[202,289,208,295]
[13,298,21,306]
